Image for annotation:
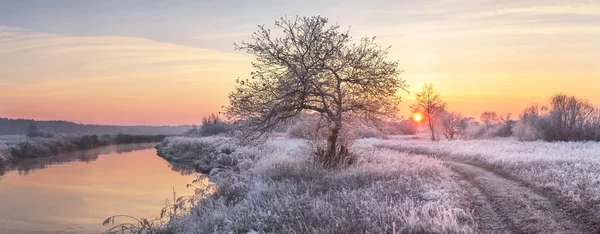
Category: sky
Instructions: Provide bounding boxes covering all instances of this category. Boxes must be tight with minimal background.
[1,0,599,125]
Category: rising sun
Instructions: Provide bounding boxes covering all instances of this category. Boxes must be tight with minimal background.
[413,113,423,122]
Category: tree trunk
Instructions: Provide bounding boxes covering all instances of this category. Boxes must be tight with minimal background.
[429,118,436,141]
[325,120,342,167]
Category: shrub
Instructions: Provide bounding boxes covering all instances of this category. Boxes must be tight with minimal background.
[461,113,514,139]
[386,120,418,135]
[286,119,314,139]
[155,136,262,174]
[286,115,359,167]
[0,149,8,172]
[512,120,542,141]
[354,127,381,139]
[186,114,228,137]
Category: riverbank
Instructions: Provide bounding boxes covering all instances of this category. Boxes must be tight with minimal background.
[155,136,475,233]
[0,134,166,172]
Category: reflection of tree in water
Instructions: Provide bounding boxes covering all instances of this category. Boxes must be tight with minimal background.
[167,162,197,176]
[9,143,158,175]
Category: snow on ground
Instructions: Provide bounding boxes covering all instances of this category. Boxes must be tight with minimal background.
[374,136,600,216]
[159,136,475,233]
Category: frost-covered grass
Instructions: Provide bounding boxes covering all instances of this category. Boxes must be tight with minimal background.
[158,136,475,233]
[0,135,23,169]
[375,137,600,222]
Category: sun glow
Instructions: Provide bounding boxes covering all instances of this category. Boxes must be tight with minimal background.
[413,113,423,122]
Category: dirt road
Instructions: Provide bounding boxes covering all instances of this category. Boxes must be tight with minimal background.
[383,146,595,233]
[445,161,591,234]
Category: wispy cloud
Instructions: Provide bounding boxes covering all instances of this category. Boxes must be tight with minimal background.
[0,27,249,85]
[192,32,250,41]
[0,26,252,124]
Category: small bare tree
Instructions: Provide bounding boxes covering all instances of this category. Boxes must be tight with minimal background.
[226,16,408,167]
[440,111,463,140]
[411,83,446,141]
[480,112,500,126]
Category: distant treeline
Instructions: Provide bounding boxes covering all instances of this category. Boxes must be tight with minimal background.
[0,118,191,135]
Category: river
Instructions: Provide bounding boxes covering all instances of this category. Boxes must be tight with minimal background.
[0,143,198,233]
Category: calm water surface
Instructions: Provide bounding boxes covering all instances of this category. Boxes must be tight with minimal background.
[0,143,198,234]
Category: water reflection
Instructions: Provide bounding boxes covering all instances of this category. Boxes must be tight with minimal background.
[8,143,157,176]
[0,144,199,234]
[168,161,197,176]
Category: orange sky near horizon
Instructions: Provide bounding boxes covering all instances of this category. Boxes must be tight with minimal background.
[1,1,599,126]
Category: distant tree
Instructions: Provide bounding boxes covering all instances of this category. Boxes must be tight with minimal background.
[26,121,52,138]
[411,84,447,141]
[496,113,515,137]
[440,111,464,140]
[480,112,500,125]
[545,94,598,141]
[26,121,41,137]
[226,16,408,167]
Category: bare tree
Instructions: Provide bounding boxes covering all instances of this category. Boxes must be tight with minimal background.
[226,16,408,167]
[546,94,598,141]
[440,111,463,140]
[411,84,446,141]
[480,111,500,126]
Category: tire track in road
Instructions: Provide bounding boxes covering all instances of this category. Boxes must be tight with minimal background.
[444,161,590,234]
[382,146,594,233]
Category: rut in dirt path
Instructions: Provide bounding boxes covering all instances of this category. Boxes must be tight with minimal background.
[379,145,596,233]
[444,161,592,234]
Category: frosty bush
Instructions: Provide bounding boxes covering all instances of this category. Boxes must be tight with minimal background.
[285,115,361,166]
[156,136,267,174]
[459,113,514,140]
[186,114,228,136]
[386,120,418,135]
[511,121,540,141]
[285,117,317,140]
[0,149,8,172]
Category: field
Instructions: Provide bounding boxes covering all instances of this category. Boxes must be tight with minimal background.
[155,135,600,233]
[376,136,600,232]
[157,136,475,233]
